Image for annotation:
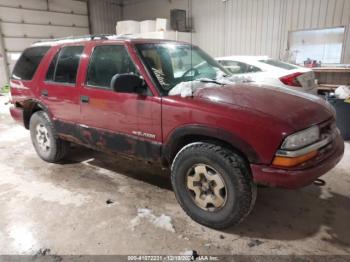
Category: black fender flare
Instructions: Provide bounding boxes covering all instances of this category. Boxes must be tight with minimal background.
[162,124,261,164]
[22,99,52,129]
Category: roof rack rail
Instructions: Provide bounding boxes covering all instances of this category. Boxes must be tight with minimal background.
[90,34,114,40]
[33,34,117,44]
[33,34,139,45]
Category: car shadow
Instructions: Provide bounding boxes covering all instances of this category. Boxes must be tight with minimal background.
[64,145,172,190]
[64,145,350,250]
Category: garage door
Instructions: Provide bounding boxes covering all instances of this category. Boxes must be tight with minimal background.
[0,0,89,86]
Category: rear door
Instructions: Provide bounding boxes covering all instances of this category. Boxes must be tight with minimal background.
[38,45,84,123]
[77,43,162,161]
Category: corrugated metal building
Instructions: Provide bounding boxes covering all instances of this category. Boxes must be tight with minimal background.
[0,0,349,86]
[88,0,122,34]
[123,0,350,63]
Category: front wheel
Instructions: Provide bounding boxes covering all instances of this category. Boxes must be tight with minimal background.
[171,142,257,229]
[29,111,69,163]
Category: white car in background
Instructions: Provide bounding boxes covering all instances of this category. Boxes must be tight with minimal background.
[216,56,318,95]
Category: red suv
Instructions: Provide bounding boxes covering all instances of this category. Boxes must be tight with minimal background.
[9,35,344,229]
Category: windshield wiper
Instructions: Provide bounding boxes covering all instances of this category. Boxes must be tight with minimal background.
[198,78,226,86]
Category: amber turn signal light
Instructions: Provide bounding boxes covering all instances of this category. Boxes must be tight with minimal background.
[272,150,318,167]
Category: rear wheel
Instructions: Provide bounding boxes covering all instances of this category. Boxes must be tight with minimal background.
[29,111,69,163]
[171,142,257,229]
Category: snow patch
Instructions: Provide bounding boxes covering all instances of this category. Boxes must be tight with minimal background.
[0,125,28,142]
[130,208,175,232]
[168,80,216,97]
[153,214,175,232]
[181,250,195,256]
[168,71,252,98]
[178,234,189,241]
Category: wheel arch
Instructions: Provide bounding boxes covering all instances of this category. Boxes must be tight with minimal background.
[22,99,52,129]
[161,125,260,167]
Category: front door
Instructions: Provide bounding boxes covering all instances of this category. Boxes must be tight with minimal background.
[77,43,162,161]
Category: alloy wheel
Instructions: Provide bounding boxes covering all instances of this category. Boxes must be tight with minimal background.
[186,164,227,211]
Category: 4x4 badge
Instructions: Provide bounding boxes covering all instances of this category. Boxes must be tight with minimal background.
[132,131,156,139]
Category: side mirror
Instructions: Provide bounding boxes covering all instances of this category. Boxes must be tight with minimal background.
[110,74,145,94]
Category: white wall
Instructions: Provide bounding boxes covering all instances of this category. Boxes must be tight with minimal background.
[0,0,89,86]
[2,0,349,86]
[123,0,350,63]
[192,0,350,61]
[124,0,188,21]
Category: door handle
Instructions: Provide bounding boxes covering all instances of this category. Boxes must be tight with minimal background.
[41,89,48,97]
[80,95,90,104]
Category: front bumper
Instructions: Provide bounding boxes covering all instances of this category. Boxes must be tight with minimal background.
[251,133,344,189]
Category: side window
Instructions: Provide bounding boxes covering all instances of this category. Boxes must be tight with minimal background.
[45,46,84,84]
[12,46,50,80]
[219,60,241,74]
[220,61,261,74]
[87,45,138,89]
[245,64,261,73]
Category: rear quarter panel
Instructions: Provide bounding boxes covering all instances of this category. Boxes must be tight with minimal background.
[10,46,54,108]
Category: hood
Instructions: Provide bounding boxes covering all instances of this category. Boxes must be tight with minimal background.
[194,83,334,130]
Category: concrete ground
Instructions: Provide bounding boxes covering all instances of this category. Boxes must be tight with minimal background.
[0,94,349,256]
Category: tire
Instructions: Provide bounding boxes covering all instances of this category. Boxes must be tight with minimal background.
[171,142,257,229]
[29,111,70,163]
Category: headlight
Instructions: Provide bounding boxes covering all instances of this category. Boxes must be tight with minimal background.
[281,126,320,150]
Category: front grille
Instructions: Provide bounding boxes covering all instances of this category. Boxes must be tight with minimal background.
[320,119,336,136]
[319,119,337,151]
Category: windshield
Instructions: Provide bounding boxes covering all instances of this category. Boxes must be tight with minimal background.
[136,43,230,96]
[258,59,299,70]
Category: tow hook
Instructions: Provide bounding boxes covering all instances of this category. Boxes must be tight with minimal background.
[313,179,326,187]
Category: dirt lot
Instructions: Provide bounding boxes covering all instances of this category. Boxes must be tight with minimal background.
[0,94,349,256]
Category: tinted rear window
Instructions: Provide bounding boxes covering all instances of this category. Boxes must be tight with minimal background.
[55,46,84,84]
[45,46,84,84]
[12,46,50,80]
[258,59,298,70]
